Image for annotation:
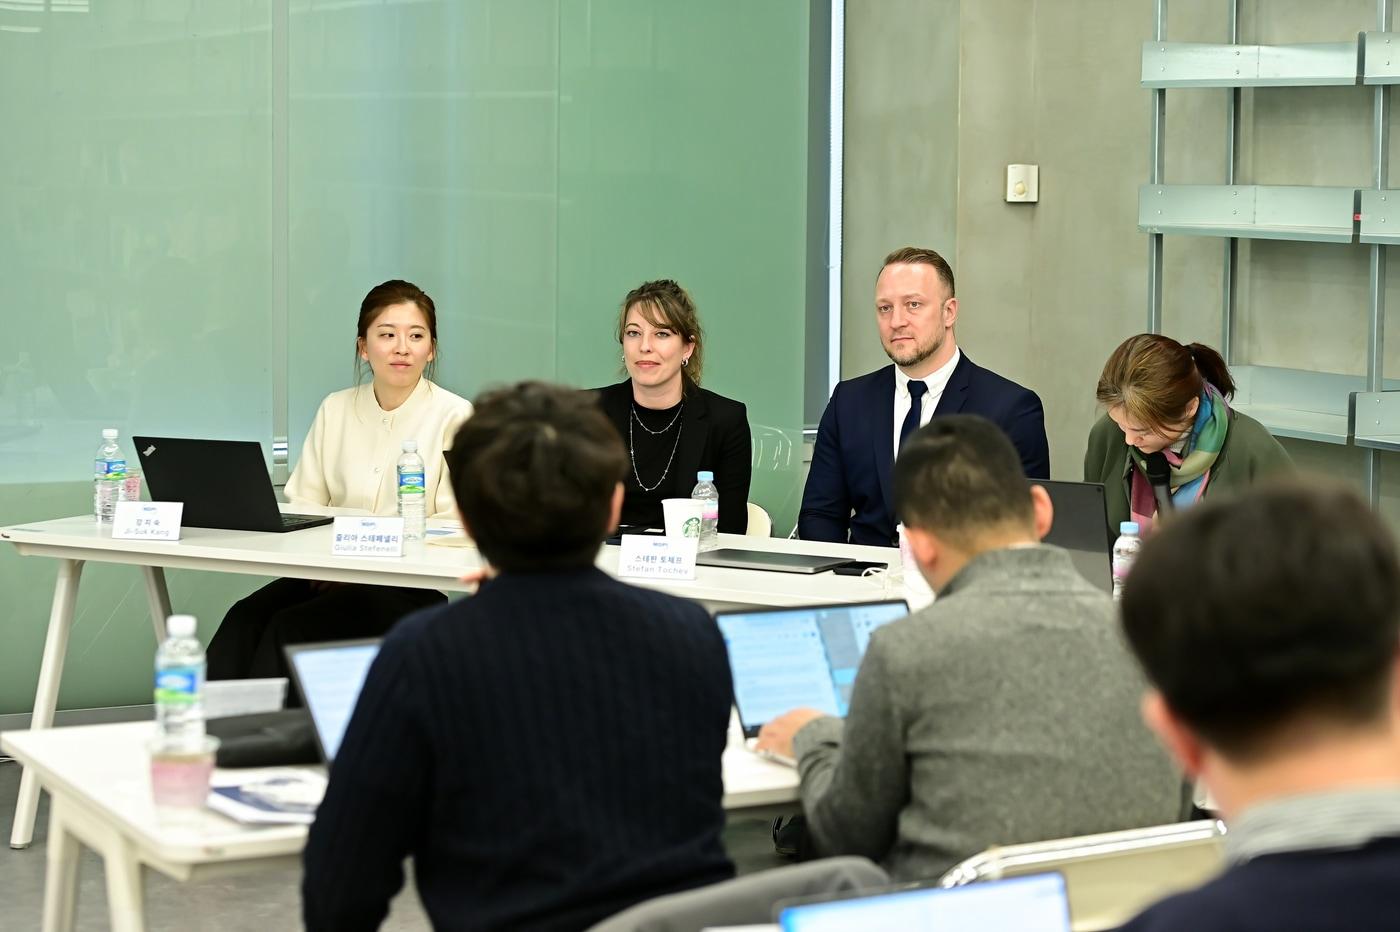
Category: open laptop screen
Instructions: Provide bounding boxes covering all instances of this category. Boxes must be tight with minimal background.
[717,600,908,736]
[780,873,1071,932]
[284,639,381,763]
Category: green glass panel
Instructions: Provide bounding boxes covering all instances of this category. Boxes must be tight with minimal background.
[555,0,811,534]
[2,0,813,714]
[0,5,276,713]
[286,0,811,534]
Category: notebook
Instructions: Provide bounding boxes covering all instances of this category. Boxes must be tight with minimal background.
[717,600,908,764]
[1034,479,1114,593]
[134,436,333,533]
[283,639,382,764]
[779,872,1071,932]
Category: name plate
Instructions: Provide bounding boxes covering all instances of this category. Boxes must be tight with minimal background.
[332,516,405,557]
[617,534,697,580]
[112,502,183,541]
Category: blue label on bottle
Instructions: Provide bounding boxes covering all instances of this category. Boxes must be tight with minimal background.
[154,668,198,705]
[95,459,127,478]
[398,471,425,493]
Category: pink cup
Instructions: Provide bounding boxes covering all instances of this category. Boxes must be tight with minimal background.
[149,736,219,824]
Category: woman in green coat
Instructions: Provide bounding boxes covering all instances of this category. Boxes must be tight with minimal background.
[1084,334,1292,533]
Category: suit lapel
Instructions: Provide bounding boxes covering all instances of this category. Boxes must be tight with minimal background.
[932,351,973,416]
[675,387,709,489]
[873,367,897,520]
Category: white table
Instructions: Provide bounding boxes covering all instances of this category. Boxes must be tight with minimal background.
[2,513,896,848]
[0,720,800,932]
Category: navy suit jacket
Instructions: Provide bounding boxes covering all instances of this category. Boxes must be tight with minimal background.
[799,353,1050,546]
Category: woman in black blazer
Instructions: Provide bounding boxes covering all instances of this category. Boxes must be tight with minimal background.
[596,279,752,533]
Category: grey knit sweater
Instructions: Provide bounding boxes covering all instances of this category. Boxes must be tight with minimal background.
[792,545,1190,881]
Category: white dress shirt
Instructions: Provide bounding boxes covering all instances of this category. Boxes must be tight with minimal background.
[893,348,961,460]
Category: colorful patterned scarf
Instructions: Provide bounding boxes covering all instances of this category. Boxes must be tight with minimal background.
[1128,384,1229,531]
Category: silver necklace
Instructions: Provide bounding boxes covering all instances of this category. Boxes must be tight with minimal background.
[631,401,684,435]
[628,403,684,493]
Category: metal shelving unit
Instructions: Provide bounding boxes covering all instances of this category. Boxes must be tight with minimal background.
[1141,0,1393,505]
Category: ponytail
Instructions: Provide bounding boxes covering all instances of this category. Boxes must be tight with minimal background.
[1186,343,1235,399]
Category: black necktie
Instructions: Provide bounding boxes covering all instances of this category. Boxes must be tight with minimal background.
[899,380,928,450]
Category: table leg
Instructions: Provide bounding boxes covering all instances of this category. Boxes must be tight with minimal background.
[104,839,146,932]
[40,798,80,932]
[141,566,172,643]
[11,558,85,849]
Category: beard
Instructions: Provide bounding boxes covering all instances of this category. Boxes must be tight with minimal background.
[884,329,944,369]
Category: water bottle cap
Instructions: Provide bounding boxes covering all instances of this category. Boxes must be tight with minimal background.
[402,440,418,453]
[166,614,197,637]
[102,428,118,440]
[697,471,714,482]
[1120,521,1140,535]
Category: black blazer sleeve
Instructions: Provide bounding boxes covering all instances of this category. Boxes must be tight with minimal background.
[798,383,852,543]
[708,392,752,534]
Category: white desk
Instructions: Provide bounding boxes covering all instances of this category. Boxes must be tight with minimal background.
[2,513,895,847]
[0,720,799,932]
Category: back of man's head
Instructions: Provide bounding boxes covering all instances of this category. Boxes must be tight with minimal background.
[1122,482,1400,761]
[445,381,627,573]
[894,415,1034,551]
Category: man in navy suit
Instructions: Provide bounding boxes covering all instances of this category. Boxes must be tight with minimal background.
[800,246,1050,546]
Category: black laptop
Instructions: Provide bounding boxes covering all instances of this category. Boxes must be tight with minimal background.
[1034,479,1114,593]
[134,436,333,533]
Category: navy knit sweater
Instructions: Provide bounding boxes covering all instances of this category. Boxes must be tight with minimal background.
[1117,836,1400,931]
[302,567,735,931]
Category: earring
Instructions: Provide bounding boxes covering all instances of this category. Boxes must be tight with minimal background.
[682,356,690,367]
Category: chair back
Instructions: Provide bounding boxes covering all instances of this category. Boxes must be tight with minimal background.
[745,502,773,537]
[937,820,1227,932]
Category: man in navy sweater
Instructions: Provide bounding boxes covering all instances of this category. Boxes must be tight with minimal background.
[302,382,735,931]
[1116,482,1400,931]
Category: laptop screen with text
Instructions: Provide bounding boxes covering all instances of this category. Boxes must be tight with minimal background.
[284,640,381,763]
[718,600,908,737]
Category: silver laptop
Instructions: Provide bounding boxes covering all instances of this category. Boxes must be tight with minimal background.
[717,600,909,765]
[283,639,381,764]
[697,548,851,574]
[779,872,1072,932]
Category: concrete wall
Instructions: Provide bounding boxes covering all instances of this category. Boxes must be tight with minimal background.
[843,0,1400,515]
[840,0,960,378]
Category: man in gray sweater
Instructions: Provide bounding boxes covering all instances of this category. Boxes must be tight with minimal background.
[758,414,1188,881]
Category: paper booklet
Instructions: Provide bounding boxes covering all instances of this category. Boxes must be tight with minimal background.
[206,769,328,825]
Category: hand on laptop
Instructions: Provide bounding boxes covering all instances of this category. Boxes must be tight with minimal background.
[755,708,826,761]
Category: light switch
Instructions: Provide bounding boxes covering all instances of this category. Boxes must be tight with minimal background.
[1006,164,1039,203]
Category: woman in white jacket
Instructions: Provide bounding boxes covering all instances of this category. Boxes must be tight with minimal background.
[207,280,473,683]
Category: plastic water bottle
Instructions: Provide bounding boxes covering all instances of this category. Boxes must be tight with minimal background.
[154,614,206,750]
[93,428,126,523]
[692,471,719,552]
[1111,521,1143,602]
[397,440,427,543]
